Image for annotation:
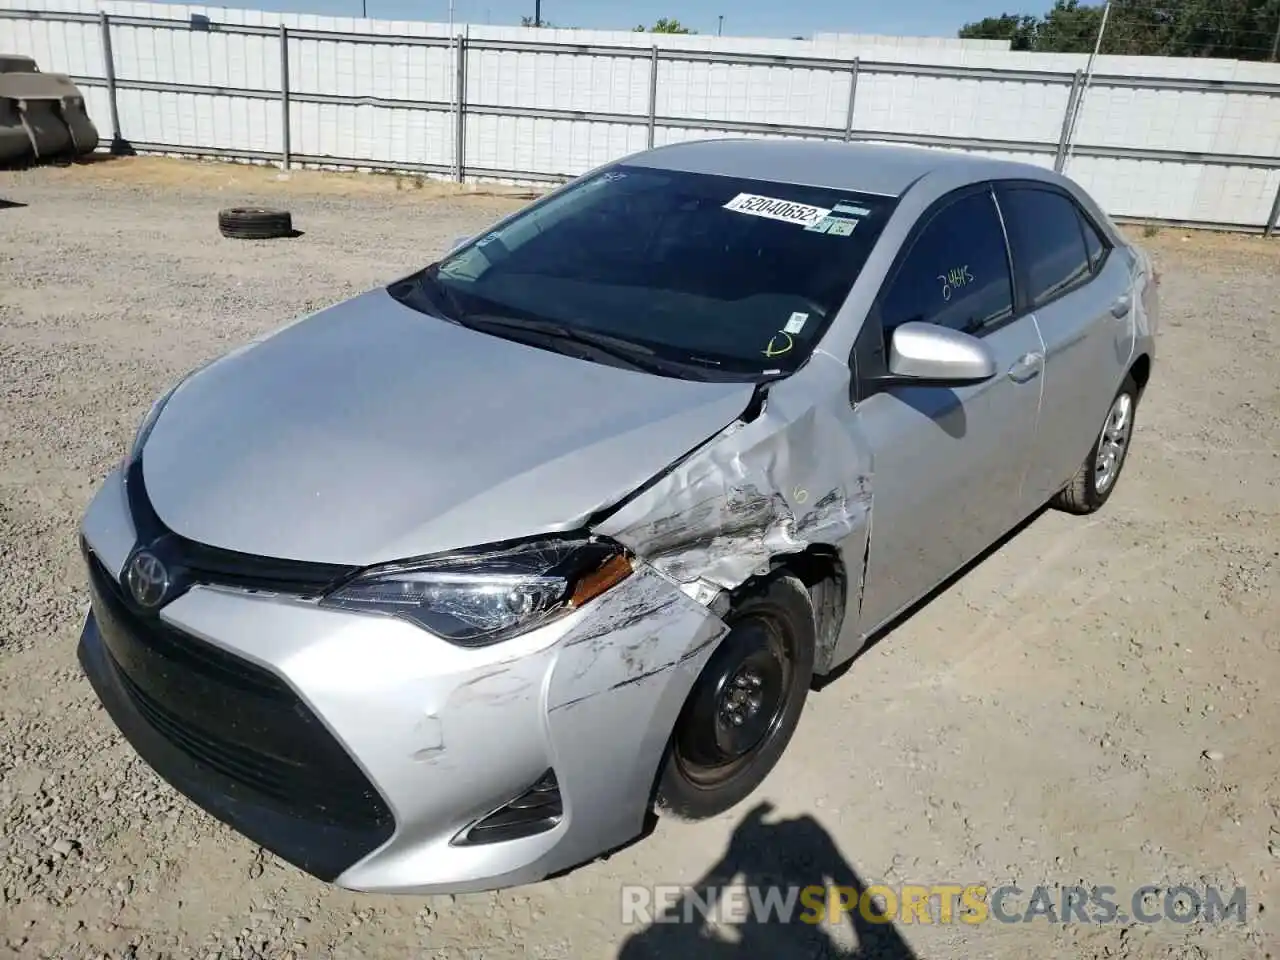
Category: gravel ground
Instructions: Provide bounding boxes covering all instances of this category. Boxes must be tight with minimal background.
[1,157,1278,960]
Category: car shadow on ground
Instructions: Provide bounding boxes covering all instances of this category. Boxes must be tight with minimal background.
[616,802,918,960]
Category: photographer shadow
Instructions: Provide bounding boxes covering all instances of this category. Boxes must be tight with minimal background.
[617,802,918,960]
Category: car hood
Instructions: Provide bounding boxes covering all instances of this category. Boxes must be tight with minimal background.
[139,289,754,566]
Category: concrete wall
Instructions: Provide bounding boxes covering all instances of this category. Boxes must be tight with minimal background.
[2,0,1280,228]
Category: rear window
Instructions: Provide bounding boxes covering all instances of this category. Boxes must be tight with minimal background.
[998,186,1092,307]
[1078,207,1108,272]
[417,165,897,378]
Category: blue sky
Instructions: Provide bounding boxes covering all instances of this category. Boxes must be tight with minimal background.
[179,0,1031,38]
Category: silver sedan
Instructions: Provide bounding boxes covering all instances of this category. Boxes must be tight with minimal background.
[76,138,1158,894]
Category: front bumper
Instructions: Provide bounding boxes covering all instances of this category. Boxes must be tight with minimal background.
[78,466,728,894]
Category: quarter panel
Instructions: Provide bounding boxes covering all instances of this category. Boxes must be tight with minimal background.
[1024,253,1134,503]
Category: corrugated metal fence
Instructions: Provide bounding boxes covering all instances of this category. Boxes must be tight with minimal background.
[3,0,1280,231]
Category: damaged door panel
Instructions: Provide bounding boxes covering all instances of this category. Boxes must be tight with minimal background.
[593,352,873,673]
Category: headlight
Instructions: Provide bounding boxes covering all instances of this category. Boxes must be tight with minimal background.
[320,538,633,645]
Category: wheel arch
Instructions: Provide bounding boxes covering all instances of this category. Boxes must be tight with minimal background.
[740,546,847,677]
[1129,353,1152,399]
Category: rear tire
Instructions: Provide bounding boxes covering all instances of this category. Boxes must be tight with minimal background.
[217,207,294,240]
[656,574,815,821]
[1052,374,1139,515]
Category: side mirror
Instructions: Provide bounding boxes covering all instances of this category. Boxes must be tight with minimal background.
[885,321,997,386]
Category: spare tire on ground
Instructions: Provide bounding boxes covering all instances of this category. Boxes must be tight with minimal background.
[218,207,294,239]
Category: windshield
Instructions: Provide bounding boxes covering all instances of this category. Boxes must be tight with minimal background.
[392,164,896,381]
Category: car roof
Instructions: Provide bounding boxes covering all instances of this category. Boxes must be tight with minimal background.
[622,137,1056,199]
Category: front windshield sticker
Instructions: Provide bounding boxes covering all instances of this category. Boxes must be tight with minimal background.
[762,331,795,357]
[805,214,858,236]
[833,202,872,217]
[784,312,809,335]
[723,193,831,228]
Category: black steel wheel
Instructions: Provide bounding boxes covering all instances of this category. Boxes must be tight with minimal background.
[656,573,815,820]
[217,207,294,240]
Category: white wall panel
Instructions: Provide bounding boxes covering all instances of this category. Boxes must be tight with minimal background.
[853,73,1069,143]
[2,0,1279,226]
[288,102,450,165]
[115,87,279,151]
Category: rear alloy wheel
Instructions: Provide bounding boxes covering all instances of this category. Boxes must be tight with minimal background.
[217,207,295,240]
[656,574,815,821]
[1052,374,1139,515]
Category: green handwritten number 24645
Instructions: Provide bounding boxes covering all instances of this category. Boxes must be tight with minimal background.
[938,265,974,302]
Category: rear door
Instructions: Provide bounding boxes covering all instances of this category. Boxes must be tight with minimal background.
[995,182,1135,505]
[851,184,1046,634]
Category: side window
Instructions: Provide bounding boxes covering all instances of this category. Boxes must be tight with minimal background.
[999,186,1092,307]
[1078,207,1108,273]
[879,190,1014,337]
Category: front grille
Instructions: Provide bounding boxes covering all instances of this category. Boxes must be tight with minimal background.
[91,554,288,701]
[85,548,393,837]
[123,456,358,599]
[115,665,305,802]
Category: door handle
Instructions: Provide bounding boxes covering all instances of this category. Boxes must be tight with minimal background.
[1007,351,1043,383]
[1111,294,1132,319]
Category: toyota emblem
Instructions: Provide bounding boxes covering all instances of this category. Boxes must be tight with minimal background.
[125,550,170,608]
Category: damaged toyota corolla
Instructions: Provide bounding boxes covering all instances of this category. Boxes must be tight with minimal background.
[77,138,1158,894]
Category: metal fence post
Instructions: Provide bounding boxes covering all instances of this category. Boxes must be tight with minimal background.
[98,12,124,153]
[1265,180,1280,238]
[1054,70,1083,173]
[843,57,859,142]
[279,24,291,170]
[647,45,659,148]
[454,34,467,182]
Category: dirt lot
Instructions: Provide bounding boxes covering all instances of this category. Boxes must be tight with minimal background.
[1,157,1278,960]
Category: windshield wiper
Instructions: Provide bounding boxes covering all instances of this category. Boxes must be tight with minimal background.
[458,314,707,379]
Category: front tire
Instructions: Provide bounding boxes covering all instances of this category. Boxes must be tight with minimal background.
[656,574,815,821]
[1052,374,1139,515]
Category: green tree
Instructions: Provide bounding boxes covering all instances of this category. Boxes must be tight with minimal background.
[958,12,1040,50]
[1034,0,1105,52]
[635,18,696,33]
[959,0,1280,60]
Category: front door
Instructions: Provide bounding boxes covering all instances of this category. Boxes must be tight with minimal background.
[851,185,1046,635]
